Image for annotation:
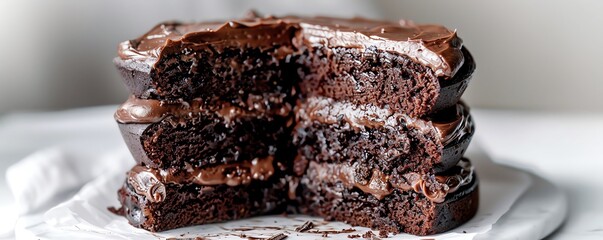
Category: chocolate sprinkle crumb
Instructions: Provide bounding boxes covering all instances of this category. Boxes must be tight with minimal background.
[295,221,314,232]
[362,231,380,240]
[307,228,356,234]
[267,233,287,240]
[245,236,264,240]
[347,234,361,238]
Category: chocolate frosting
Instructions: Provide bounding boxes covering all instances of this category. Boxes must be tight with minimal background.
[127,156,275,203]
[306,158,473,203]
[118,16,464,78]
[115,95,291,124]
[432,103,472,145]
[296,96,471,146]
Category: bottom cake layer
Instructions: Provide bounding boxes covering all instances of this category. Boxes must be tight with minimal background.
[115,175,290,232]
[297,170,479,236]
[114,163,478,235]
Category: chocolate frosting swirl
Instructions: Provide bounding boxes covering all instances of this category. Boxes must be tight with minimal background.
[126,156,275,203]
[118,16,464,78]
[305,158,473,203]
[114,95,291,124]
[116,95,470,148]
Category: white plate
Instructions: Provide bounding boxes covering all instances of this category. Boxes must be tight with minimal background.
[475,166,567,239]
[15,147,566,240]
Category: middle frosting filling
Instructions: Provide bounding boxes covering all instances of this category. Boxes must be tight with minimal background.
[297,96,471,146]
[127,156,473,204]
[304,158,474,203]
[116,96,470,147]
[114,95,292,124]
[127,156,275,203]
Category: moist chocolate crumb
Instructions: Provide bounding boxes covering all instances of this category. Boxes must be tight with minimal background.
[266,233,288,240]
[295,221,314,232]
[378,230,389,238]
[347,234,361,238]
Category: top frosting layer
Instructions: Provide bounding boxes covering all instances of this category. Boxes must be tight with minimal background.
[118,16,464,78]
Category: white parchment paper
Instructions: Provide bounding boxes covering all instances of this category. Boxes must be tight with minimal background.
[7,145,531,240]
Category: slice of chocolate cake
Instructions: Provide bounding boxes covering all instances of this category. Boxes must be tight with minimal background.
[111,14,479,236]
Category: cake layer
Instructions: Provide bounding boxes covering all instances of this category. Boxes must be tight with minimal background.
[293,98,474,176]
[296,165,479,235]
[296,46,474,117]
[114,45,299,112]
[115,16,474,117]
[116,98,293,169]
[115,171,289,232]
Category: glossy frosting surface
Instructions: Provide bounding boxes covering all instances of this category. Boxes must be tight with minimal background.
[114,95,291,124]
[127,156,275,203]
[305,158,474,203]
[118,16,464,78]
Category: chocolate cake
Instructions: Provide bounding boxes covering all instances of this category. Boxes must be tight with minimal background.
[114,96,293,170]
[112,14,479,236]
[298,159,478,235]
[116,166,289,232]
